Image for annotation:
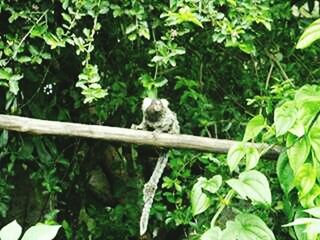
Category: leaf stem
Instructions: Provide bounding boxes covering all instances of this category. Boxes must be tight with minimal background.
[210,189,235,227]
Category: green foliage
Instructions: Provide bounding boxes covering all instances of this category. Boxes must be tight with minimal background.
[1,0,320,239]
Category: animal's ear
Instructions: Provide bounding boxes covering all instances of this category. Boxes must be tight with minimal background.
[142,98,153,111]
[160,99,169,108]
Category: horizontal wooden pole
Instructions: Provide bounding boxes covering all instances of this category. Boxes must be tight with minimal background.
[0,114,282,158]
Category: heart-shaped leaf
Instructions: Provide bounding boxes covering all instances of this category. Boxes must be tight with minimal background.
[221,213,275,240]
[226,170,272,205]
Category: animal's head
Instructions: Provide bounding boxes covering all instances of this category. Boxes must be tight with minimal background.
[142,98,169,122]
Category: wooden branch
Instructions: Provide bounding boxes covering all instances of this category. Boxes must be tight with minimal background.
[0,114,282,158]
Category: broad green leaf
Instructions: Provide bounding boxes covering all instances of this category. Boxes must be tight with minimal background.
[219,221,238,240]
[227,170,272,205]
[295,163,317,196]
[243,115,265,141]
[289,120,305,137]
[221,214,275,240]
[226,179,247,199]
[274,101,297,136]
[283,217,320,227]
[227,143,246,172]
[304,207,320,218]
[202,175,222,194]
[296,18,320,49]
[245,146,260,170]
[0,220,22,240]
[298,101,320,129]
[191,177,211,216]
[291,210,309,240]
[276,152,295,195]
[309,127,320,161]
[200,226,222,240]
[21,224,61,240]
[286,134,310,174]
[283,216,320,239]
[295,85,320,102]
[306,221,320,240]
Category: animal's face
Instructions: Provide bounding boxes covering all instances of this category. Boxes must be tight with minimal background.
[142,98,165,122]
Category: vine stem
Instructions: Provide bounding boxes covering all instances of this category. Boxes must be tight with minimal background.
[210,189,235,227]
[84,15,99,66]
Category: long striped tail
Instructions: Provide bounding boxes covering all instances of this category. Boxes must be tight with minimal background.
[140,153,168,236]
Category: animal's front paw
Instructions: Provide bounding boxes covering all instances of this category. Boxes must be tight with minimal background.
[131,124,143,130]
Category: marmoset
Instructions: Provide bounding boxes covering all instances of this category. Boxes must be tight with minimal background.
[132,98,180,134]
[132,97,180,236]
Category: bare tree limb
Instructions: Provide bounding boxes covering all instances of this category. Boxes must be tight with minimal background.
[0,114,282,158]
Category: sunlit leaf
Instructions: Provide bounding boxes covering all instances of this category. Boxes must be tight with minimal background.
[227,143,246,172]
[304,207,320,218]
[227,170,272,205]
[200,226,222,240]
[202,175,222,194]
[245,146,260,170]
[295,85,320,102]
[0,220,22,240]
[191,177,211,216]
[309,127,320,161]
[286,134,310,174]
[296,18,320,49]
[295,163,317,196]
[21,224,61,240]
[243,115,265,141]
[274,101,297,136]
[221,214,275,240]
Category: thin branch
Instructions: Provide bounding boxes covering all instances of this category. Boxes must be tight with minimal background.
[5,9,49,66]
[0,114,282,158]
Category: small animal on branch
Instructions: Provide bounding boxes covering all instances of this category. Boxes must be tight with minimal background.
[132,97,180,237]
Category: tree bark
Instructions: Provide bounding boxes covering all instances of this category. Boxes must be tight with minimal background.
[0,114,282,158]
